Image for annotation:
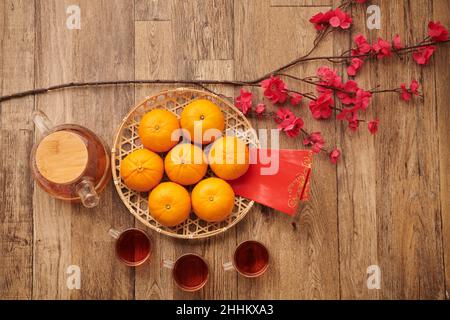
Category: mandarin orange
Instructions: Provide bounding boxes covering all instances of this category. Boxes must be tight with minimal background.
[120,149,164,192]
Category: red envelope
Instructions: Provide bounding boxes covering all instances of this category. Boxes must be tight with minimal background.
[228,149,313,216]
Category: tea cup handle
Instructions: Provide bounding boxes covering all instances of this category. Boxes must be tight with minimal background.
[76,178,100,208]
[222,262,235,272]
[162,259,175,270]
[32,110,53,136]
[108,228,121,239]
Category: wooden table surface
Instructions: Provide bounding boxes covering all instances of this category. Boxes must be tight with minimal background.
[1,0,449,300]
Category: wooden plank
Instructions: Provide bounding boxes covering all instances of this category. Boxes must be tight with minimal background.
[0,0,35,129]
[234,0,340,299]
[371,0,444,299]
[336,1,379,299]
[134,20,177,300]
[32,0,74,299]
[188,59,237,300]
[135,21,177,83]
[33,0,135,299]
[433,0,450,300]
[0,0,35,299]
[0,130,34,299]
[134,3,237,298]
[135,0,172,21]
[171,0,233,61]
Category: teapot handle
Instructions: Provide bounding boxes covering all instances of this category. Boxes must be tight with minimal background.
[76,178,100,208]
[32,110,53,135]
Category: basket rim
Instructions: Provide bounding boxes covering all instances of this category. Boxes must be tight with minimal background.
[111,87,259,239]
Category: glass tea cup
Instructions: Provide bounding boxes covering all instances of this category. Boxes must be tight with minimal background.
[163,253,209,292]
[30,110,110,208]
[223,240,269,278]
[109,228,153,267]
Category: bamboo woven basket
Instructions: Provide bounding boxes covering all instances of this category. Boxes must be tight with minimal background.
[111,88,260,239]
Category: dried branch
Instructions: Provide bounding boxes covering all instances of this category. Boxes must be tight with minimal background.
[0,38,448,104]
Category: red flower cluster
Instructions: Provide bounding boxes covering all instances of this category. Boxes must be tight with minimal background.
[275,108,304,138]
[400,79,420,102]
[303,132,325,154]
[368,119,379,135]
[412,46,436,65]
[255,103,266,117]
[347,58,364,76]
[310,8,352,31]
[392,34,403,49]
[372,38,392,59]
[329,148,341,164]
[290,93,303,106]
[233,17,448,165]
[416,20,447,65]
[310,66,372,130]
[348,34,404,76]
[309,92,334,119]
[352,34,372,56]
[260,75,288,104]
[428,21,449,42]
[235,88,253,115]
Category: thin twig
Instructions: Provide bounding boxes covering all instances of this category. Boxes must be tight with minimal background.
[0,39,448,104]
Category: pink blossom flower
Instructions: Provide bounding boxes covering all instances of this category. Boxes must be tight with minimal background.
[400,79,420,101]
[303,132,325,154]
[283,117,304,138]
[275,108,303,138]
[309,11,333,31]
[260,75,288,104]
[352,34,371,56]
[329,8,352,30]
[317,66,342,87]
[337,109,360,131]
[347,58,364,76]
[368,119,379,134]
[290,93,303,106]
[255,103,266,116]
[412,46,436,65]
[329,148,341,164]
[348,116,359,131]
[353,88,372,110]
[275,108,296,127]
[372,38,392,59]
[337,80,358,105]
[428,21,449,42]
[309,92,334,119]
[310,9,352,30]
[235,88,252,115]
[392,34,403,49]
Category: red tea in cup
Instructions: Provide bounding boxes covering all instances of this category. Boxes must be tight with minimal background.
[233,241,269,277]
[111,228,152,266]
[171,254,209,291]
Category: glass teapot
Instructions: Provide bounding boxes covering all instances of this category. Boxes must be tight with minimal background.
[30,110,110,208]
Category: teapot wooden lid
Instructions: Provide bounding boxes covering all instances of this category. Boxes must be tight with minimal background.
[36,131,88,184]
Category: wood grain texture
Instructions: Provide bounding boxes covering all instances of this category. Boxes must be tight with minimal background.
[135,0,172,21]
[337,1,379,299]
[234,0,339,299]
[33,0,135,299]
[372,0,444,299]
[69,0,136,299]
[433,0,450,300]
[0,0,449,300]
[0,0,35,299]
